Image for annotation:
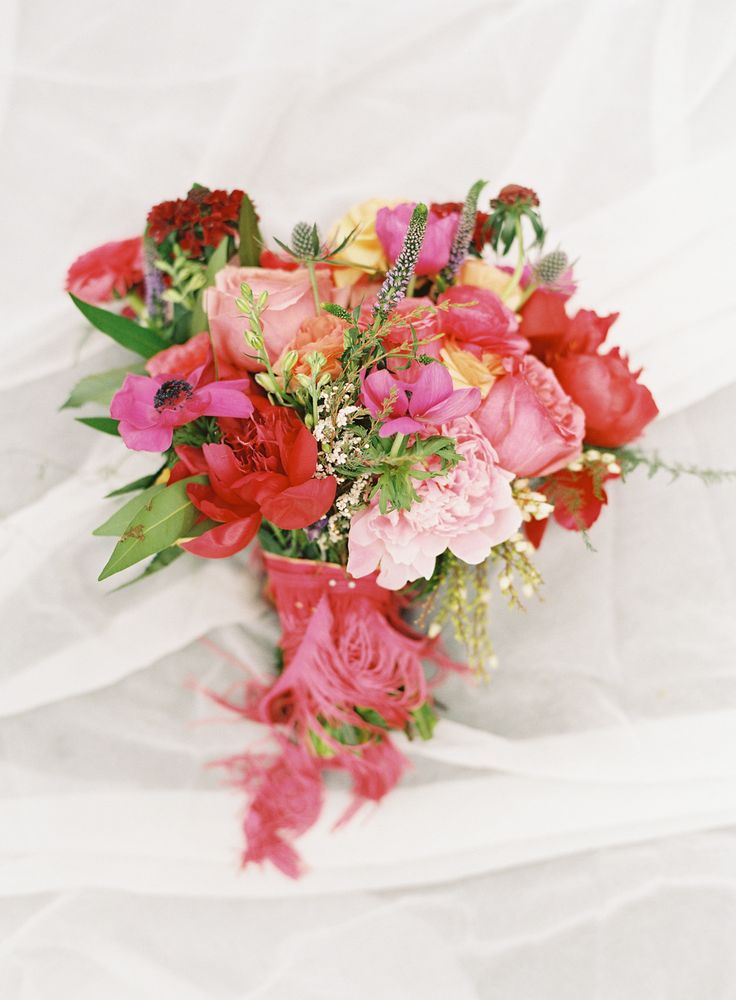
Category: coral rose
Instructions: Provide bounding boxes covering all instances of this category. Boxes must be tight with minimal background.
[347,417,521,589]
[276,313,348,379]
[66,237,144,304]
[206,266,342,373]
[553,348,658,447]
[475,355,585,477]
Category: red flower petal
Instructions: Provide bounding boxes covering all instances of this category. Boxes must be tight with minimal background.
[260,477,337,529]
[182,514,261,558]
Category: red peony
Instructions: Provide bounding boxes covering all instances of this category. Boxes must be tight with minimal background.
[520,290,657,447]
[553,349,659,447]
[437,285,529,356]
[65,237,144,305]
[179,398,336,558]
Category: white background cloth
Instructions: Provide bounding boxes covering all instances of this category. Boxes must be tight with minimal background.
[2,0,736,996]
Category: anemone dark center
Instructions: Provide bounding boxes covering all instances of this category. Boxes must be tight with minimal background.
[153,379,194,411]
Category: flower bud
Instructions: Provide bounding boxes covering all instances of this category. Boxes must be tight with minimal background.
[254,372,279,394]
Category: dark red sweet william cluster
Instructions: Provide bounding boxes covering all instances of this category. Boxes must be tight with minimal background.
[147,187,246,256]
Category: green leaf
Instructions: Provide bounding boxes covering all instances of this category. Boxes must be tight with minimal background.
[70,294,169,358]
[190,235,229,334]
[105,467,166,498]
[412,703,438,741]
[93,482,168,536]
[98,475,207,581]
[110,546,185,591]
[62,363,146,409]
[76,416,120,436]
[238,193,262,266]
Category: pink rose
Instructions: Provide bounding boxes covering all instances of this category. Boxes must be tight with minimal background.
[206,266,346,372]
[347,417,522,589]
[475,355,585,477]
[376,203,459,276]
[437,285,529,357]
[66,237,144,304]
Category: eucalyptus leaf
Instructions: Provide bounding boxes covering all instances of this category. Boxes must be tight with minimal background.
[70,294,169,358]
[98,475,206,581]
[62,363,145,409]
[93,482,168,536]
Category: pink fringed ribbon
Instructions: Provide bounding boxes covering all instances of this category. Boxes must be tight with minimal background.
[224,552,462,877]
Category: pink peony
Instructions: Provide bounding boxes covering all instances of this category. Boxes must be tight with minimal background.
[206,266,348,373]
[66,237,144,304]
[110,365,253,452]
[437,285,529,356]
[376,203,459,276]
[347,417,522,589]
[475,355,585,477]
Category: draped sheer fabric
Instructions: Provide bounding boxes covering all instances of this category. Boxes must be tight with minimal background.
[2,0,736,995]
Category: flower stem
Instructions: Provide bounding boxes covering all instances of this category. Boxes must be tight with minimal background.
[501,216,525,302]
[126,292,146,317]
[390,433,405,457]
[306,260,321,316]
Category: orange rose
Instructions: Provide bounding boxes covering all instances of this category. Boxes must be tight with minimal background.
[276,313,348,378]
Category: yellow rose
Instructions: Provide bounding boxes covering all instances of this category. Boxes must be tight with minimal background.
[330,199,397,288]
[440,341,505,399]
[457,258,523,312]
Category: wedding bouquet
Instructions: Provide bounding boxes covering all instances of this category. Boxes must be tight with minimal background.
[66,180,662,876]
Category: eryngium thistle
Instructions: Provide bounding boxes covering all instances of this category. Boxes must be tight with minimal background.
[372,203,428,323]
[291,221,321,259]
[534,249,569,285]
[440,179,487,283]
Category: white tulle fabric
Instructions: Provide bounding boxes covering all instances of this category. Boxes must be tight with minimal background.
[2,0,736,996]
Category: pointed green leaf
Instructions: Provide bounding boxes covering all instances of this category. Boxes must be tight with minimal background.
[105,467,165,498]
[110,546,185,591]
[98,475,207,581]
[70,294,169,358]
[76,416,120,436]
[62,363,146,409]
[93,482,168,536]
[238,194,263,266]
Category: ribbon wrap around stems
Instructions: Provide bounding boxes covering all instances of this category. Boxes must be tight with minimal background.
[225,551,462,878]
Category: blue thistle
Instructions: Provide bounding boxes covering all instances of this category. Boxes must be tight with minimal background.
[372,203,428,323]
[441,179,486,284]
